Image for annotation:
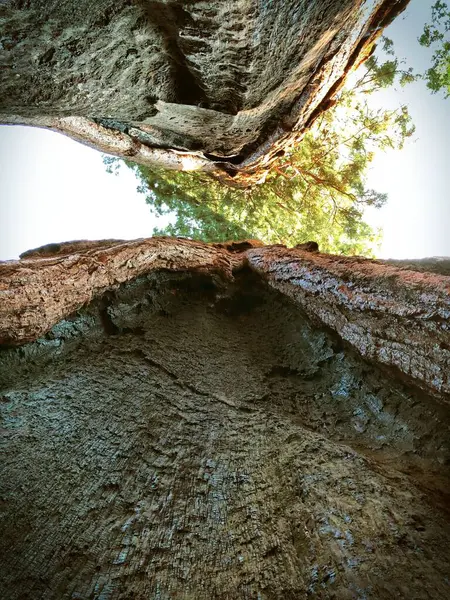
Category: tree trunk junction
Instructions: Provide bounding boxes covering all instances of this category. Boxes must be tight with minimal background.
[0,0,410,183]
[1,238,449,599]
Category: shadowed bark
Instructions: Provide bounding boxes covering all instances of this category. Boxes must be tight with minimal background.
[1,238,449,398]
[0,0,411,184]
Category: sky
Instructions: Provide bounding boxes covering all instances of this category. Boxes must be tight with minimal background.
[0,129,168,260]
[0,0,449,261]
[362,0,450,258]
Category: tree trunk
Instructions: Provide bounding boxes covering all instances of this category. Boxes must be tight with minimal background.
[0,0,410,184]
[1,238,449,599]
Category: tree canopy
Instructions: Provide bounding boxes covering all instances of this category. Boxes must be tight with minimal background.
[419,0,450,97]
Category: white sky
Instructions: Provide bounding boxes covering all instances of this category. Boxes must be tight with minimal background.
[0,0,449,261]
[0,128,167,260]
[362,0,450,258]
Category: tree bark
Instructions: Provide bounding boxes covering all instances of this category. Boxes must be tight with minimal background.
[1,237,449,399]
[1,238,450,599]
[1,238,450,600]
[0,0,410,184]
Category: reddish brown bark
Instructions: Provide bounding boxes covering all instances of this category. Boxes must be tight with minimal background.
[246,246,450,399]
[0,238,241,346]
[1,237,450,600]
[1,238,449,400]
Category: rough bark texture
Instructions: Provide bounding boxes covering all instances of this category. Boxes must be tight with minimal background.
[0,0,410,183]
[246,247,450,399]
[1,239,450,600]
[1,238,449,400]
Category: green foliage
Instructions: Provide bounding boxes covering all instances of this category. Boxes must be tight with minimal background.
[103,155,122,176]
[139,168,252,242]
[419,0,450,97]
[359,37,418,91]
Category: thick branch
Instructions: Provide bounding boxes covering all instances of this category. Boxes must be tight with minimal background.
[0,0,411,183]
[0,237,245,345]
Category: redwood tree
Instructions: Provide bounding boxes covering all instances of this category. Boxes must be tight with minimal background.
[0,0,410,184]
[1,239,449,599]
[2,1,450,598]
